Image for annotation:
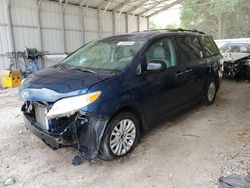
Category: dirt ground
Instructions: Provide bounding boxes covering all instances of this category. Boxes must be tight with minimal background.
[0,80,249,188]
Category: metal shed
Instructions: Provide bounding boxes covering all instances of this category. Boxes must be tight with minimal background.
[0,0,181,70]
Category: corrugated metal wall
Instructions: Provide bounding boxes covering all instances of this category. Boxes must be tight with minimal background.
[0,0,148,72]
[0,0,13,70]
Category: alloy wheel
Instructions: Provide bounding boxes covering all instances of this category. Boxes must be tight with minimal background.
[109,119,136,156]
[208,82,216,102]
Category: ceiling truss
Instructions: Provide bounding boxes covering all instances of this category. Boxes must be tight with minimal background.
[49,0,182,17]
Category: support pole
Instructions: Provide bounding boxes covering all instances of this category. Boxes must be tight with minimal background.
[98,8,102,38]
[147,17,149,30]
[37,0,43,50]
[125,14,128,33]
[81,7,86,44]
[61,11,66,53]
[6,0,15,53]
[60,0,68,53]
[137,16,140,31]
[112,11,116,34]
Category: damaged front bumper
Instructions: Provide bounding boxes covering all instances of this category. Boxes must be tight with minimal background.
[23,114,66,148]
[22,102,109,160]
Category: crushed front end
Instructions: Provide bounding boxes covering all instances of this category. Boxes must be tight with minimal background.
[21,100,109,160]
[222,53,250,81]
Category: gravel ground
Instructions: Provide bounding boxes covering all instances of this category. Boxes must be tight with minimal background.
[0,80,249,188]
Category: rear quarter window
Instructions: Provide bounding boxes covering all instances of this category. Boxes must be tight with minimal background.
[200,36,219,57]
[175,36,203,64]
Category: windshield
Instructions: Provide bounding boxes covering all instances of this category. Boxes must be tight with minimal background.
[62,40,145,72]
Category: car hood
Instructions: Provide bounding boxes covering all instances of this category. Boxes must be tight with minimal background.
[19,67,114,102]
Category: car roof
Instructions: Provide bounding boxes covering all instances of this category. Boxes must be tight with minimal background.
[99,30,208,42]
[222,43,250,47]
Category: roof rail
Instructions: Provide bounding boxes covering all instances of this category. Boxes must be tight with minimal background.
[142,28,205,34]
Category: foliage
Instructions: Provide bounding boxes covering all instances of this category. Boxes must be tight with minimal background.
[149,21,163,30]
[180,0,250,39]
[149,22,179,30]
[165,23,179,29]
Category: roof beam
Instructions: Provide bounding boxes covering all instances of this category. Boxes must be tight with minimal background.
[137,0,165,16]
[79,0,85,7]
[115,5,125,22]
[103,0,111,12]
[98,0,109,9]
[126,0,148,14]
[142,0,169,7]
[113,0,131,12]
[62,0,69,13]
[147,0,182,17]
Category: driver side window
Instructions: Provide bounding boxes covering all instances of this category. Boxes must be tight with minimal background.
[145,38,176,68]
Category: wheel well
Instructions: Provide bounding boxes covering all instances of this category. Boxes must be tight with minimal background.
[109,105,145,133]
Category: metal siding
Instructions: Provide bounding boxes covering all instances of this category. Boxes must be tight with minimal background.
[64,6,83,53]
[85,32,98,43]
[101,10,113,33]
[0,0,8,24]
[85,9,98,32]
[0,0,150,77]
[40,2,62,29]
[9,0,40,51]
[115,13,126,34]
[42,28,64,54]
[40,1,64,53]
[10,0,37,26]
[128,15,137,32]
[0,26,12,70]
[65,30,83,53]
[139,17,147,31]
[64,6,82,31]
[12,27,40,51]
[0,0,12,71]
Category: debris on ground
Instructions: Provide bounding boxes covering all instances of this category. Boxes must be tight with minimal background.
[218,174,250,188]
[71,155,82,166]
[3,177,16,186]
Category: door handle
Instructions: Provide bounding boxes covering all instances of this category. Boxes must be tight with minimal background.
[184,68,192,73]
[176,71,184,77]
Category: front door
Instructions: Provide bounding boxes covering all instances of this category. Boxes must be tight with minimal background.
[135,37,190,123]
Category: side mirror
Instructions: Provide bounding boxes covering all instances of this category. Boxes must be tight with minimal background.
[147,60,166,72]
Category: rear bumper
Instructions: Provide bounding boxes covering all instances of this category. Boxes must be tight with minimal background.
[23,114,68,149]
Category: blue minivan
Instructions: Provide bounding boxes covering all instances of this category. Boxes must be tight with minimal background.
[20,29,223,160]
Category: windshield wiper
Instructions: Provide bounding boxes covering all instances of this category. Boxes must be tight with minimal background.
[70,68,97,75]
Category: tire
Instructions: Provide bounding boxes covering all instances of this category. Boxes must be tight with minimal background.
[99,112,140,161]
[205,78,217,105]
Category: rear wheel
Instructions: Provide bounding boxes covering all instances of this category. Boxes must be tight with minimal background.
[205,79,217,105]
[99,112,140,160]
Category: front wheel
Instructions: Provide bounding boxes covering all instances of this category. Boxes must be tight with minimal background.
[99,112,140,160]
[205,79,217,105]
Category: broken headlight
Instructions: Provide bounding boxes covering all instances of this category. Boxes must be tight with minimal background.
[46,91,101,119]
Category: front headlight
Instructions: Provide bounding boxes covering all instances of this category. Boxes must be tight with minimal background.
[46,91,101,119]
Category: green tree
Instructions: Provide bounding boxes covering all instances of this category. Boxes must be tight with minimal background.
[149,21,162,30]
[165,23,179,29]
[180,0,250,39]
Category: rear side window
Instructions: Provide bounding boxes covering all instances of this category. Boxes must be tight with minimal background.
[200,36,219,57]
[175,36,203,64]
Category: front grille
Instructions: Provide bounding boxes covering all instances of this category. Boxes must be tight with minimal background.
[50,116,75,134]
[34,103,49,130]
[23,102,78,137]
